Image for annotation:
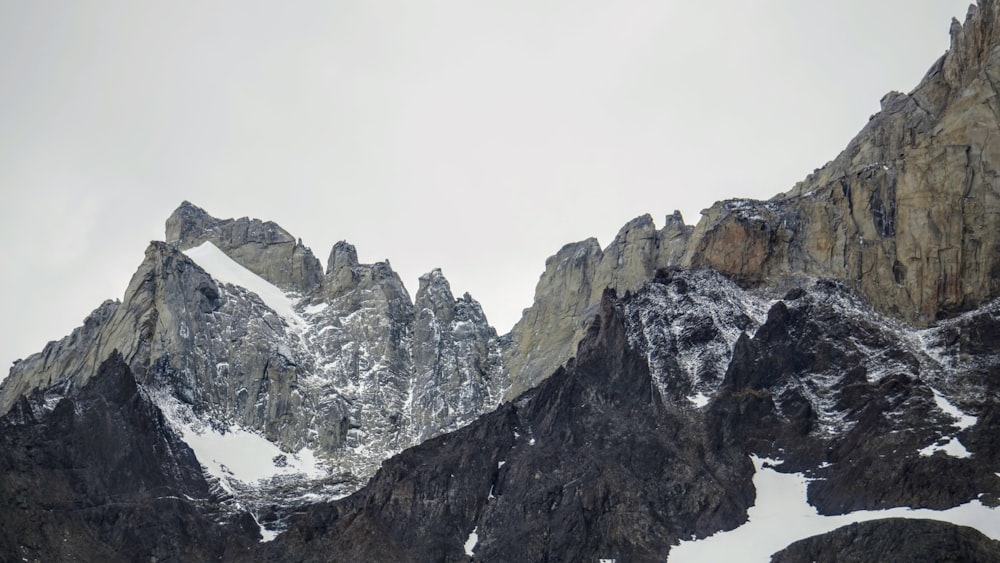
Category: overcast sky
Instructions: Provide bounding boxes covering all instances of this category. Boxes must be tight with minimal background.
[0,0,974,378]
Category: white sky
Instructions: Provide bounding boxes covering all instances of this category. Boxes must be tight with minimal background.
[0,1,974,376]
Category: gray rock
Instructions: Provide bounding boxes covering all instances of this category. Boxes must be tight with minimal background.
[166,201,324,294]
[504,212,692,397]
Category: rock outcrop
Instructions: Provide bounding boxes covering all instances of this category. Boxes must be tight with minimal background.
[0,352,258,562]
[771,519,1000,563]
[166,200,324,294]
[411,269,505,442]
[504,212,691,397]
[683,2,1000,325]
[502,2,1000,395]
[4,4,1000,561]
[250,291,752,563]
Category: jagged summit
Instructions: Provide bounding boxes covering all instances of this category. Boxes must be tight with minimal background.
[166,200,324,294]
[1,202,509,518]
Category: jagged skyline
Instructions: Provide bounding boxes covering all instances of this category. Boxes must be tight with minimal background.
[0,0,972,378]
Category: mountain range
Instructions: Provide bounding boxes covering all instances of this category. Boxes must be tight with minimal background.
[3,2,1000,561]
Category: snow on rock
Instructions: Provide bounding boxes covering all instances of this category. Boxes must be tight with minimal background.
[158,395,327,489]
[464,526,479,556]
[624,269,769,404]
[184,241,308,333]
[918,389,978,459]
[931,388,978,431]
[668,456,1000,562]
[688,392,710,408]
[303,302,329,315]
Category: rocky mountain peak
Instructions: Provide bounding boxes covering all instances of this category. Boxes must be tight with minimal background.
[166,202,324,294]
[325,240,359,275]
[415,268,456,325]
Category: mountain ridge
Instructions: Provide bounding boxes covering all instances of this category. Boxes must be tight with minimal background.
[2,1,1000,560]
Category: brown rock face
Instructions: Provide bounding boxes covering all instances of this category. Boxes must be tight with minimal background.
[684,2,1000,325]
[505,2,1000,395]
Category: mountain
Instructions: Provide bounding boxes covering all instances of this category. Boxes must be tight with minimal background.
[3,2,1000,561]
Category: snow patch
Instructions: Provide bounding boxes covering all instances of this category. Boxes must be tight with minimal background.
[668,456,1000,562]
[184,241,308,334]
[158,397,326,486]
[304,302,329,315]
[464,526,479,556]
[931,388,978,431]
[688,392,710,408]
[919,437,972,459]
[918,388,977,459]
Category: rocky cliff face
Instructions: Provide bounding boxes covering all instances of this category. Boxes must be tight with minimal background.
[0,352,258,562]
[248,270,1000,561]
[166,200,324,294]
[683,1,1000,325]
[250,290,754,562]
[504,212,691,397]
[502,1,1000,396]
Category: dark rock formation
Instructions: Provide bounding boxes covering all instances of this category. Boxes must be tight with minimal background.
[771,518,1000,563]
[3,4,1000,562]
[707,280,1000,514]
[0,352,257,562]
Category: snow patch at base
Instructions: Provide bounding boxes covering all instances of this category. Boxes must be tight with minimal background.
[158,397,327,488]
[668,456,1000,562]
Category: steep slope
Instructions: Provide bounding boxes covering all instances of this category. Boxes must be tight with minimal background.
[247,271,1000,561]
[504,212,691,397]
[684,1,1000,324]
[2,3,1000,561]
[0,352,258,562]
